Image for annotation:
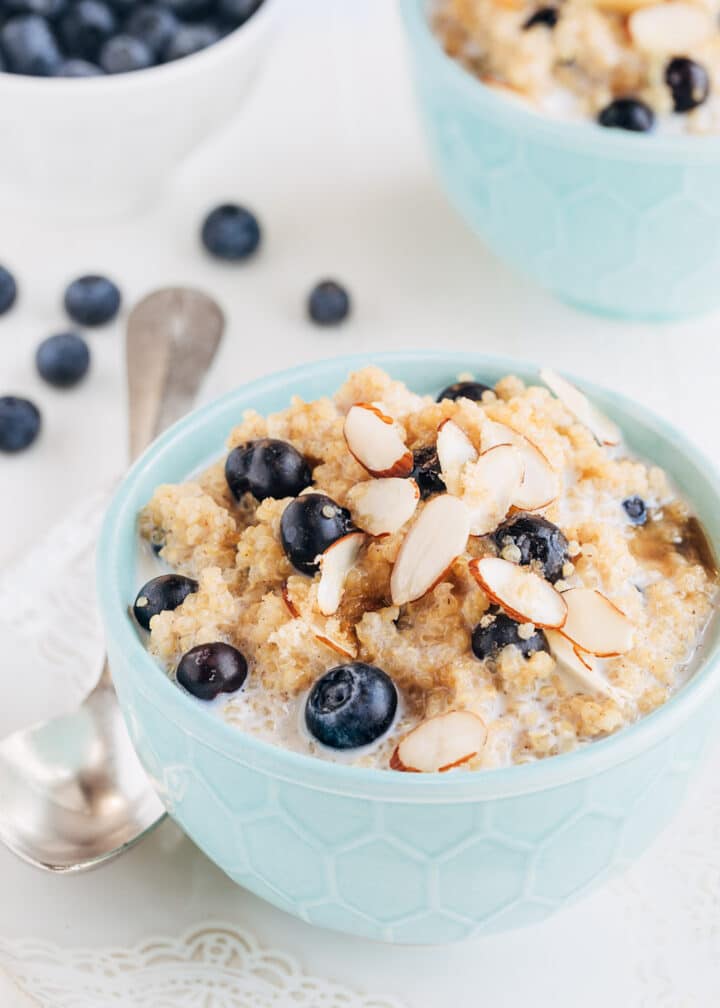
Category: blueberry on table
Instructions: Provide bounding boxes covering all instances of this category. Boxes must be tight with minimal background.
[59,1,117,61]
[1,15,62,76]
[217,0,264,25]
[436,380,493,403]
[280,492,356,575]
[36,331,90,388]
[176,642,248,700]
[494,513,569,583]
[598,98,655,132]
[64,274,121,325]
[523,6,558,29]
[200,203,261,261]
[410,444,446,500]
[0,266,18,316]
[56,57,103,74]
[472,609,549,661]
[225,438,312,503]
[125,4,178,56]
[133,573,198,631]
[622,495,647,526]
[665,58,709,113]
[307,280,351,326]
[100,33,153,73]
[0,396,41,453]
[305,662,397,749]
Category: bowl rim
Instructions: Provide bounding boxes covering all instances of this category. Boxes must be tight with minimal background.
[97,350,720,802]
[399,0,720,163]
[0,0,278,92]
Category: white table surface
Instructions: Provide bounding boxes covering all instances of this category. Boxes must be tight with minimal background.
[1,0,720,1004]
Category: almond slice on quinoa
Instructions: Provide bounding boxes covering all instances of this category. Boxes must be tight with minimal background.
[469,556,567,628]
[390,710,487,772]
[545,629,617,699]
[540,368,621,447]
[390,494,471,605]
[436,419,478,495]
[344,403,414,478]
[316,531,365,616]
[347,478,420,536]
[481,419,558,511]
[559,587,633,657]
[281,583,357,658]
[628,1,713,51]
[462,444,525,536]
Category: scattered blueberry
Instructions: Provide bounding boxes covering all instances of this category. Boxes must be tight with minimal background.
[622,495,648,526]
[56,56,102,73]
[410,444,445,500]
[523,6,558,29]
[200,203,261,261]
[305,662,397,750]
[1,15,62,75]
[176,641,248,700]
[125,3,178,56]
[307,280,351,326]
[100,32,152,72]
[59,1,116,61]
[598,98,655,132]
[472,609,549,661]
[665,57,710,113]
[133,573,198,631]
[225,438,312,503]
[0,396,41,453]
[36,331,90,388]
[0,266,18,315]
[164,21,218,60]
[64,274,121,325]
[436,380,493,403]
[280,492,356,576]
[494,513,569,583]
[217,0,263,24]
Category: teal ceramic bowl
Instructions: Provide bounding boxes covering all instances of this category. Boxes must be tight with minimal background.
[97,351,720,944]
[400,0,720,321]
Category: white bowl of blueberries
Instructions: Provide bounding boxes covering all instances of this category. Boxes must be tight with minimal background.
[0,0,277,214]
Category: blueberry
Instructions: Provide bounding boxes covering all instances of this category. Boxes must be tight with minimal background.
[176,642,248,700]
[163,0,212,19]
[163,22,218,61]
[64,274,121,325]
[125,4,177,55]
[4,0,66,18]
[1,15,61,75]
[436,380,492,403]
[665,57,709,113]
[225,438,312,503]
[523,6,558,28]
[622,495,647,526]
[100,33,153,72]
[305,662,397,749]
[280,492,355,575]
[217,0,264,25]
[0,396,41,453]
[410,444,445,500]
[59,1,116,60]
[307,280,351,326]
[494,514,569,583]
[0,266,17,315]
[598,98,654,132]
[36,331,90,388]
[133,573,198,631]
[200,203,260,260]
[471,609,549,661]
[56,56,102,74]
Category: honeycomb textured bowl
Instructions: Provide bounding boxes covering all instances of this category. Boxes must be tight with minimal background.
[400,0,720,321]
[97,351,720,945]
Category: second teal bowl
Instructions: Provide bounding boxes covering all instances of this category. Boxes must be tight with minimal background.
[97,352,720,944]
[400,0,720,321]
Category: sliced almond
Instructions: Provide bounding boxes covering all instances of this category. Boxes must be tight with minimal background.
[344,403,413,478]
[469,556,567,628]
[559,587,633,657]
[482,419,558,511]
[390,494,471,605]
[281,583,357,658]
[545,629,616,699]
[463,444,525,536]
[628,1,713,51]
[347,478,419,536]
[436,419,477,495]
[593,0,656,11]
[316,531,365,616]
[540,368,621,447]
[390,710,487,773]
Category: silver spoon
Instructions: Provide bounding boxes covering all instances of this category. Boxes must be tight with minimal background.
[0,288,224,873]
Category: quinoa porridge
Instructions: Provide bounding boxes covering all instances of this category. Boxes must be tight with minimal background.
[132,366,717,773]
[434,0,720,133]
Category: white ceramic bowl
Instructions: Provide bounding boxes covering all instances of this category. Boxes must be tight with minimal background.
[0,1,278,216]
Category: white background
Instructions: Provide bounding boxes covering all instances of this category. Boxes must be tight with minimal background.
[1,0,719,1004]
